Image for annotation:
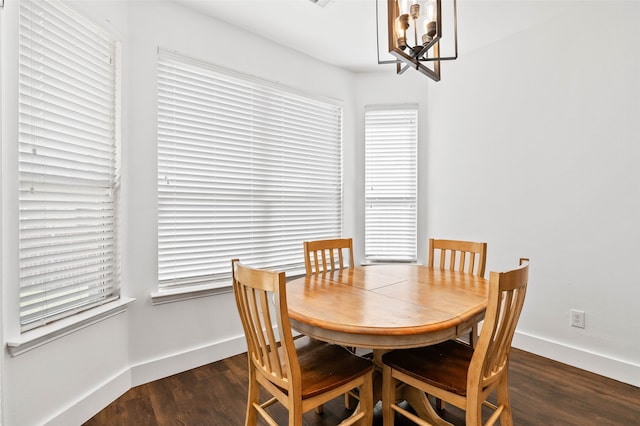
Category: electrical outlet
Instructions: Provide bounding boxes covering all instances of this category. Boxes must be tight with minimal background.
[570,309,585,328]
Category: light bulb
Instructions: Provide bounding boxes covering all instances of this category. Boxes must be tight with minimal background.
[410,2,421,20]
[396,14,410,50]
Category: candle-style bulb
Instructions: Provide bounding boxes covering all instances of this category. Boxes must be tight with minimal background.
[410,2,421,20]
[422,0,437,44]
[396,14,410,50]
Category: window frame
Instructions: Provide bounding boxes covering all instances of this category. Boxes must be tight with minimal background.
[16,0,122,332]
[155,50,344,298]
[364,104,418,262]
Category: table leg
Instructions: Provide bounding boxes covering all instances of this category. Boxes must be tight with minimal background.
[372,349,388,403]
[401,387,452,426]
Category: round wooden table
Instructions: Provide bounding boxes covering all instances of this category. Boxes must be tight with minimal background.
[288,264,489,350]
[287,264,489,425]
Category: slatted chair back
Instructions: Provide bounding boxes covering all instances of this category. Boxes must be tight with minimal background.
[428,238,487,277]
[472,259,528,391]
[232,259,296,392]
[304,238,355,276]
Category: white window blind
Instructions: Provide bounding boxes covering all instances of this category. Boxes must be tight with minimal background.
[157,51,343,289]
[364,106,417,261]
[18,0,120,331]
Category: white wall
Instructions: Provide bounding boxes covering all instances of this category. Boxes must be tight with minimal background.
[431,0,640,384]
[2,1,639,425]
[354,1,640,385]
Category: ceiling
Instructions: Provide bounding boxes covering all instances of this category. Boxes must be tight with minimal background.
[172,0,571,74]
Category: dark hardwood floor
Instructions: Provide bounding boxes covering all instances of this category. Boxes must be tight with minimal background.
[84,348,640,425]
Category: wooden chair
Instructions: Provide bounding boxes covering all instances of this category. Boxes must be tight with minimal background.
[381,259,529,426]
[304,238,355,276]
[231,259,374,426]
[303,237,361,410]
[428,238,487,347]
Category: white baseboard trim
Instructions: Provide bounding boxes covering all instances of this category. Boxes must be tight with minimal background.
[43,336,247,426]
[512,330,640,388]
[130,335,247,387]
[44,368,132,426]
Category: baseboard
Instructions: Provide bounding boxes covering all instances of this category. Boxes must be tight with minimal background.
[43,336,247,425]
[512,330,640,387]
[130,335,247,387]
[44,368,132,426]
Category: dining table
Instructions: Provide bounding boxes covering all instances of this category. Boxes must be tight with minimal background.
[287,263,489,424]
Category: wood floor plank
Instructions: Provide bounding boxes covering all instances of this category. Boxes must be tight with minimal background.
[83,348,640,425]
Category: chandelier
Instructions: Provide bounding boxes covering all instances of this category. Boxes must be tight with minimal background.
[377,0,458,81]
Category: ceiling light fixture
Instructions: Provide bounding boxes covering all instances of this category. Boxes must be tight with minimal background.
[377,0,458,81]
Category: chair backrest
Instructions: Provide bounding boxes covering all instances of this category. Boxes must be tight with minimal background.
[303,238,355,276]
[468,259,529,392]
[428,238,487,277]
[231,259,300,393]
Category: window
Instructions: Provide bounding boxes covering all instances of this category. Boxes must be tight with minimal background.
[364,106,417,261]
[157,51,343,290]
[18,0,120,331]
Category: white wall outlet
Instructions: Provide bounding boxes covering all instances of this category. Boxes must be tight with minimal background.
[570,309,586,328]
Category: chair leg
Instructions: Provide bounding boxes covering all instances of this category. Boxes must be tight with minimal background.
[245,374,259,426]
[343,346,358,409]
[496,375,514,426]
[381,366,395,426]
[360,373,374,426]
[290,399,304,426]
[466,399,483,426]
[289,412,303,426]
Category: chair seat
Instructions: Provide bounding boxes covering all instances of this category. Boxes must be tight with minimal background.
[382,340,473,396]
[292,337,374,399]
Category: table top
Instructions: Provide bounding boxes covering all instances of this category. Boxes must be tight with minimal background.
[287,264,489,350]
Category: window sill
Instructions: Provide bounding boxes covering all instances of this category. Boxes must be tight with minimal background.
[150,283,233,306]
[6,297,136,357]
[151,270,307,306]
